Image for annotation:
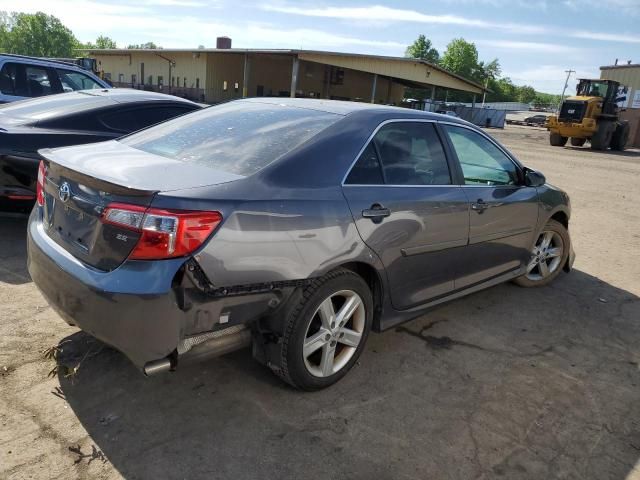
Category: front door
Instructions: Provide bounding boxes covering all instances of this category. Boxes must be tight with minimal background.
[441,124,539,288]
[342,121,469,310]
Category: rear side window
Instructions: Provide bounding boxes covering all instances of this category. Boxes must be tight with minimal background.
[0,63,18,95]
[345,122,451,186]
[100,106,194,133]
[121,101,340,176]
[57,69,103,91]
[0,63,54,97]
[25,66,54,97]
[345,143,384,185]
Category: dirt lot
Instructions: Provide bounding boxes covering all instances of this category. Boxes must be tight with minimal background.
[1,125,639,480]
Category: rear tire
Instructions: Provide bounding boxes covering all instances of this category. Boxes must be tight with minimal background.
[570,137,586,147]
[610,121,630,151]
[514,219,570,288]
[591,121,614,150]
[550,133,568,147]
[275,268,373,391]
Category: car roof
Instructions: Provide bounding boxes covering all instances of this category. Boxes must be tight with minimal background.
[71,88,198,104]
[0,53,87,71]
[242,97,463,123]
[0,89,199,126]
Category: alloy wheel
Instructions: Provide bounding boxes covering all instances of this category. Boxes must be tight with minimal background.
[303,289,366,378]
[525,230,564,282]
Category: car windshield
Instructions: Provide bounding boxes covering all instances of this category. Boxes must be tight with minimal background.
[120,101,341,176]
[0,91,109,121]
[577,81,609,97]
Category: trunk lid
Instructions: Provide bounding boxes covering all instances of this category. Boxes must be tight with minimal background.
[39,141,243,271]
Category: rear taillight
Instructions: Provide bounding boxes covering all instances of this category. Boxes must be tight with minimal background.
[102,203,222,260]
[36,161,47,206]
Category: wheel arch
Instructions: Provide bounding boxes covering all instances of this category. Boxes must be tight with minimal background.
[544,207,573,272]
[550,209,569,228]
[338,261,385,331]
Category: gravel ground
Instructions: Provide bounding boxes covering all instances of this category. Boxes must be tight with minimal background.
[1,125,639,480]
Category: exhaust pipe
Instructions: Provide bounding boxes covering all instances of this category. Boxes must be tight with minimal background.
[144,358,172,376]
[143,325,251,375]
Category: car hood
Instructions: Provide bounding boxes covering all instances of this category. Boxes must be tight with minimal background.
[38,140,244,192]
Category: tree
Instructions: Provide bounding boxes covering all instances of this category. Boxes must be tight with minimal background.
[127,42,159,49]
[440,38,481,82]
[517,85,537,104]
[405,34,439,64]
[0,11,78,57]
[94,35,116,49]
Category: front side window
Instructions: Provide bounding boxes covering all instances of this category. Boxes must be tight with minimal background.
[56,69,103,92]
[444,125,519,186]
[120,101,340,176]
[345,122,451,186]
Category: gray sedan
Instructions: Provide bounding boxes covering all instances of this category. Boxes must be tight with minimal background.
[27,98,574,390]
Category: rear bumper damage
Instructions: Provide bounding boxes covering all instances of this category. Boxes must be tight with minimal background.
[27,208,286,372]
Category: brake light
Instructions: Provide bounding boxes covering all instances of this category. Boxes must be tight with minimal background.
[102,203,222,260]
[36,161,47,206]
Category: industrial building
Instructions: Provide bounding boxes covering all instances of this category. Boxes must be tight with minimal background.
[601,62,640,147]
[83,38,485,107]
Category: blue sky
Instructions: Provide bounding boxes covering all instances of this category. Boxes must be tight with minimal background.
[2,0,639,93]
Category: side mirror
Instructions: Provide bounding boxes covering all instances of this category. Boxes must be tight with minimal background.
[524,169,546,187]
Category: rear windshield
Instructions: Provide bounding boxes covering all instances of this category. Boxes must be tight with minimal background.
[120,101,341,176]
[0,91,109,121]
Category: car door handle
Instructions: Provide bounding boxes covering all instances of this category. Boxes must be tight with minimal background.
[362,204,391,222]
[471,200,491,213]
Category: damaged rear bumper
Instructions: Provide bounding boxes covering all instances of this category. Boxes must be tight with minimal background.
[27,208,288,371]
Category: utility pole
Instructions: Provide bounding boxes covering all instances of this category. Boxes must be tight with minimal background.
[558,69,575,112]
[481,77,489,108]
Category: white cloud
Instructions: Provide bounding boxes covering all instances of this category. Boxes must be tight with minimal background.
[569,31,640,44]
[0,0,404,52]
[141,0,209,6]
[477,40,582,54]
[262,4,547,34]
[563,0,640,15]
[503,65,599,93]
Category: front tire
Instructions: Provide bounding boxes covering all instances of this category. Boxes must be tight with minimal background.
[514,219,570,288]
[610,121,630,151]
[570,137,586,147]
[591,121,614,150]
[550,133,568,147]
[276,269,373,390]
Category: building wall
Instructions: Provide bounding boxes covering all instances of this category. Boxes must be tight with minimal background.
[93,51,207,100]
[600,66,640,103]
[247,54,293,98]
[204,52,245,103]
[601,66,640,147]
[298,52,483,94]
[297,60,404,104]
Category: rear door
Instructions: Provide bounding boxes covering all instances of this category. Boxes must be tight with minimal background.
[441,124,539,288]
[342,120,469,310]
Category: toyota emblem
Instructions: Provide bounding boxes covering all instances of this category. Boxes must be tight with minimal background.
[58,182,71,203]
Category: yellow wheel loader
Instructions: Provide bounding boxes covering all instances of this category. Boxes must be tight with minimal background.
[546,79,630,151]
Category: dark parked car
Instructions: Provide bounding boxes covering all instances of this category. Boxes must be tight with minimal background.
[0,89,201,211]
[27,98,574,390]
[0,54,110,103]
[524,114,548,125]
